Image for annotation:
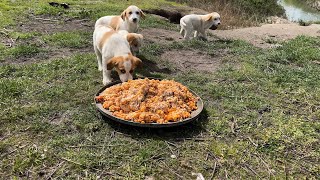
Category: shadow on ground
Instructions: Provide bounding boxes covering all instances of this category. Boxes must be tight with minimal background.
[100,108,209,141]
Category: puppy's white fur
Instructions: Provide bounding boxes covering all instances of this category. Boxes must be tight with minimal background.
[95,5,146,33]
[180,12,221,40]
[93,25,142,85]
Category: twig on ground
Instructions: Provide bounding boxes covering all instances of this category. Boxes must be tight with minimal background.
[68,144,124,148]
[209,161,217,180]
[253,153,274,177]
[313,60,320,65]
[247,137,258,147]
[245,164,261,178]
[61,157,84,167]
[0,144,28,159]
[160,162,184,179]
[34,17,59,22]
[165,141,175,155]
[0,30,9,36]
[45,161,65,180]
[165,141,178,147]
[225,169,228,179]
[174,137,211,141]
[140,152,167,165]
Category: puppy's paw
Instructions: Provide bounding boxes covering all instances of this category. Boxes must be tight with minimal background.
[98,66,103,71]
[198,36,208,41]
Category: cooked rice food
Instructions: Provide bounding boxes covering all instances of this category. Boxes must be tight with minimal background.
[95,78,198,124]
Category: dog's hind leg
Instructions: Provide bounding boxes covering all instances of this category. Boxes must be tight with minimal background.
[180,27,185,37]
[194,31,199,38]
[184,28,193,40]
[94,46,103,71]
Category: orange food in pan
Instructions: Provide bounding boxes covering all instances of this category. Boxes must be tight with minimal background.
[95,78,198,124]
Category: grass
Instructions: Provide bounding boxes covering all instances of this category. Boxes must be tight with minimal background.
[172,0,285,29]
[43,31,92,48]
[1,0,320,179]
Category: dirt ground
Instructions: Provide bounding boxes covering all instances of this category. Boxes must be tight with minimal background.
[160,50,222,72]
[3,13,319,69]
[141,21,320,72]
[212,23,320,48]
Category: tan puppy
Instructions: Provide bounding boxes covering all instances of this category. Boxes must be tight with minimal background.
[180,12,221,40]
[95,5,146,33]
[93,25,142,85]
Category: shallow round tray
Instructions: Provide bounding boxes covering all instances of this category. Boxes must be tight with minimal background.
[95,79,204,128]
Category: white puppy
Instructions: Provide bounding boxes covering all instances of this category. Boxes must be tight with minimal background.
[95,5,146,33]
[180,12,221,40]
[93,25,142,85]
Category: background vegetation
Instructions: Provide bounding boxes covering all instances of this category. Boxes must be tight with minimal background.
[172,0,285,28]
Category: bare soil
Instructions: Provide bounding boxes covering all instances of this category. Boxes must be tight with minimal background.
[212,23,320,48]
[140,28,184,44]
[17,15,93,34]
[161,50,221,72]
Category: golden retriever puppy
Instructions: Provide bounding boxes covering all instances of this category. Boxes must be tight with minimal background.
[93,25,142,85]
[180,12,221,40]
[95,5,146,33]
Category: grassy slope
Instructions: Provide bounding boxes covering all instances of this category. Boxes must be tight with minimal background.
[1,0,320,179]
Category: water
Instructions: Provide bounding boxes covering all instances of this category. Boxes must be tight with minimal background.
[278,0,320,22]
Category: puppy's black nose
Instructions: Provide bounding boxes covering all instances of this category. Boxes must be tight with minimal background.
[217,22,221,25]
[133,18,137,22]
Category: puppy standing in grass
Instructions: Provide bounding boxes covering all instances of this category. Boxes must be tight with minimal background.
[95,5,146,33]
[93,25,142,85]
[95,5,145,55]
[180,12,221,40]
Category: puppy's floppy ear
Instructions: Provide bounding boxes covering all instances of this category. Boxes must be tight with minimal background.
[126,33,135,44]
[204,15,213,21]
[107,56,122,70]
[137,34,143,40]
[139,10,146,19]
[120,9,127,20]
[127,33,143,43]
[131,56,142,68]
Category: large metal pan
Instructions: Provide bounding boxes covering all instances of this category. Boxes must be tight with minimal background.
[95,79,204,128]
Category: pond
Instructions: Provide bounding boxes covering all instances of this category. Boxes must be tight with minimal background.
[278,0,320,22]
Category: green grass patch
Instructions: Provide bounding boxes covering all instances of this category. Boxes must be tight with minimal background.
[43,31,92,48]
[0,44,44,62]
